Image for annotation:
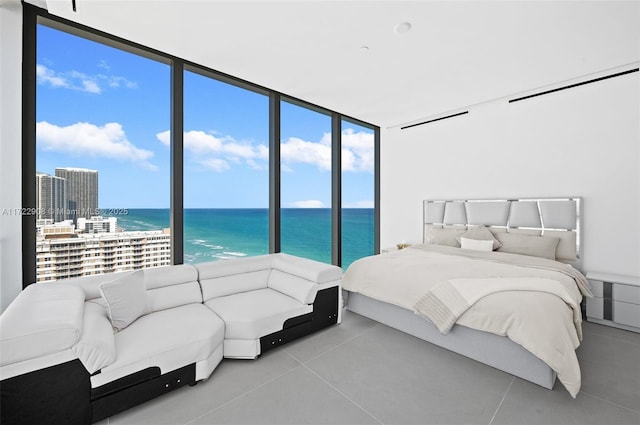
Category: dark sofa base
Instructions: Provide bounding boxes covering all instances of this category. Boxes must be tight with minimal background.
[260,286,339,355]
[0,285,340,424]
[0,359,92,425]
[90,363,196,423]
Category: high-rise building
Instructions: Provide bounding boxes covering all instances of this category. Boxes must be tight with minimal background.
[77,216,117,234]
[35,172,68,222]
[55,167,99,221]
[36,221,171,282]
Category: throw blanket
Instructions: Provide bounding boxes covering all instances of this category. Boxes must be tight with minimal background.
[414,277,583,340]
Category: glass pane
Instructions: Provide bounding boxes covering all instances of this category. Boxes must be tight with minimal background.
[280,102,332,264]
[341,122,375,269]
[35,25,170,282]
[183,71,269,263]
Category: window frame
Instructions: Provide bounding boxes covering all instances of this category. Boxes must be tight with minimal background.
[21,3,379,286]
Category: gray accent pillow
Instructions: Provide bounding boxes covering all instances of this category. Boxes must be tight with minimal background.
[495,232,560,260]
[426,227,466,247]
[456,226,502,250]
[99,271,148,331]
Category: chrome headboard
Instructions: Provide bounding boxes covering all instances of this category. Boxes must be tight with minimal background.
[423,198,581,261]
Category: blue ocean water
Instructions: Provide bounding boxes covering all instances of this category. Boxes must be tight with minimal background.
[114,208,374,269]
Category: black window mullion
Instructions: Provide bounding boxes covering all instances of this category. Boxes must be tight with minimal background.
[331,113,342,267]
[269,93,281,253]
[170,60,184,265]
[374,126,381,254]
[22,4,37,287]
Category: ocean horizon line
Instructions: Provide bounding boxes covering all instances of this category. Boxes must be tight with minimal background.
[102,207,374,210]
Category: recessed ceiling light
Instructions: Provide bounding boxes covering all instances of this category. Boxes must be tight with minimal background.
[394,22,412,34]
[360,46,370,52]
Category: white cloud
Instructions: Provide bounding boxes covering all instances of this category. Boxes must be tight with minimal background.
[97,60,111,71]
[289,200,325,208]
[36,63,137,94]
[82,80,101,94]
[156,130,268,172]
[343,200,374,208]
[37,121,157,170]
[198,158,230,172]
[155,128,373,174]
[36,64,68,88]
[281,129,374,173]
[281,137,332,171]
[341,128,374,172]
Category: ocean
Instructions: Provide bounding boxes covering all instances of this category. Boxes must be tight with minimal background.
[114,208,374,269]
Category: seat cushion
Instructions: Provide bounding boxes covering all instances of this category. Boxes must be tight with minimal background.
[0,284,85,366]
[90,303,224,388]
[205,288,312,340]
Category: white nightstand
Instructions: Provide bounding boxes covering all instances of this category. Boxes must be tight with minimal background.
[585,272,640,333]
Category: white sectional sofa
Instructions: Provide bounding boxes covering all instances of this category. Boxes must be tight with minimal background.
[0,253,342,425]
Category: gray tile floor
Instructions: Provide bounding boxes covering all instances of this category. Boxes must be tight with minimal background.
[101,310,640,425]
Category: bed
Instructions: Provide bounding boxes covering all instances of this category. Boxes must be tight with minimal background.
[343,198,592,397]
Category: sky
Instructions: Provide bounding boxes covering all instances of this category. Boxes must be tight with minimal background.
[35,24,374,209]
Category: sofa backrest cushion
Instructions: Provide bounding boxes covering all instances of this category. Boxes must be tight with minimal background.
[196,255,273,301]
[57,271,135,301]
[267,269,318,304]
[143,264,202,312]
[0,284,85,366]
[271,253,342,284]
[44,265,202,314]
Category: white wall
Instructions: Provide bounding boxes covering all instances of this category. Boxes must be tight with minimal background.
[380,70,639,277]
[0,1,23,312]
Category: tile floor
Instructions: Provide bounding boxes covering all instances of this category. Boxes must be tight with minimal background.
[100,310,640,425]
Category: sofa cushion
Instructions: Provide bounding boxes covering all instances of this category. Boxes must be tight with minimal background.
[143,264,203,312]
[205,288,312,340]
[271,253,342,284]
[267,269,318,304]
[99,271,148,331]
[72,302,116,374]
[0,284,85,366]
[196,256,273,301]
[90,303,224,388]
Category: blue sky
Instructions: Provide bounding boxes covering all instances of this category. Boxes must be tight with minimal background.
[36,25,374,209]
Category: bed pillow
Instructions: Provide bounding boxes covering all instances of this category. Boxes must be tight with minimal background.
[495,232,560,260]
[425,227,466,247]
[99,271,148,332]
[456,226,502,250]
[460,237,494,252]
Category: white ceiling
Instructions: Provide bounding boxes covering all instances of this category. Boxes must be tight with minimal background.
[43,0,640,128]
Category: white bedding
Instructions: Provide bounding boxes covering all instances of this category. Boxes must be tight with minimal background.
[342,244,591,397]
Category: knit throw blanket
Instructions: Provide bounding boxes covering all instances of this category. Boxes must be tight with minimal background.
[414,277,583,341]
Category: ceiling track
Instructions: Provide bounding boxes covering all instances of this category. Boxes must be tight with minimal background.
[400,111,469,130]
[509,68,639,103]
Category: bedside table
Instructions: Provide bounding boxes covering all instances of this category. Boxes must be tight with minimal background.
[585,272,640,333]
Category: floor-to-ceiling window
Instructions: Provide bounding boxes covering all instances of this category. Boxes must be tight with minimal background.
[341,120,375,268]
[35,23,170,282]
[280,101,332,264]
[24,6,379,285]
[183,69,269,263]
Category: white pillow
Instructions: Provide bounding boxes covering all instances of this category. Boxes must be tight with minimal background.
[99,271,148,331]
[457,225,502,250]
[460,237,494,252]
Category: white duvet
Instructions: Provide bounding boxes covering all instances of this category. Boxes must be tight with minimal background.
[342,244,592,397]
